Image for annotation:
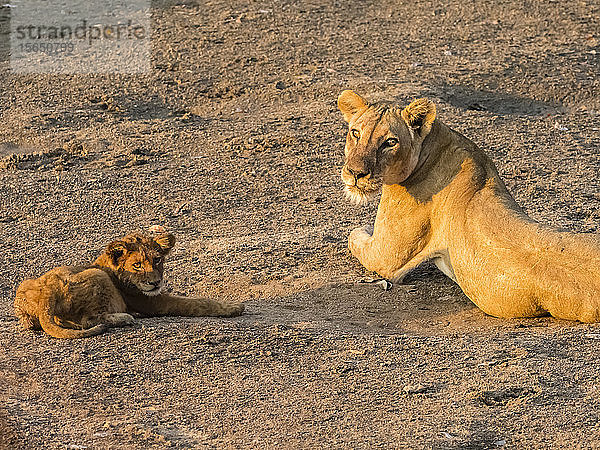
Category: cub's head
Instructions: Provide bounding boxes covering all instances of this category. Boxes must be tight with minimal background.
[338,90,436,205]
[100,232,176,296]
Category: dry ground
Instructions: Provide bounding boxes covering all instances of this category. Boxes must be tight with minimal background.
[1,0,600,448]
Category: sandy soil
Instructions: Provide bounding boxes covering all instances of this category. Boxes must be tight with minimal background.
[1,0,600,448]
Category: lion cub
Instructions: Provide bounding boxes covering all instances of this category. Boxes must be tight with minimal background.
[14,231,244,338]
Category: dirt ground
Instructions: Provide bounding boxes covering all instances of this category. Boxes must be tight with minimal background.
[1,0,600,448]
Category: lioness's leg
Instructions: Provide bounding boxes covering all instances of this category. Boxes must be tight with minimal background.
[128,294,244,318]
[349,225,429,281]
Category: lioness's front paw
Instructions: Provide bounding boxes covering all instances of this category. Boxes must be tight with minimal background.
[349,225,373,254]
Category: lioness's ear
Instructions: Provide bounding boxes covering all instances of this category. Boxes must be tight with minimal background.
[106,241,127,265]
[401,98,436,137]
[338,90,368,122]
[154,233,175,255]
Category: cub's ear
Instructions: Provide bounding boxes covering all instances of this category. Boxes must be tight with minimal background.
[338,90,368,122]
[106,241,127,265]
[401,98,436,137]
[154,233,175,255]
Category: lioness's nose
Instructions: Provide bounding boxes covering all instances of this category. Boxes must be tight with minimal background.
[348,167,370,180]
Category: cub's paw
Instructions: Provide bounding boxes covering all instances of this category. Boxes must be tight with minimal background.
[104,312,136,327]
[220,302,245,317]
[120,313,136,326]
[17,314,37,331]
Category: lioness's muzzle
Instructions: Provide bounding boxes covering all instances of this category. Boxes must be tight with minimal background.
[347,167,371,181]
[342,165,373,188]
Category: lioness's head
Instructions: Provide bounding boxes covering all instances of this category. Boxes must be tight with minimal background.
[338,90,436,205]
[99,232,176,296]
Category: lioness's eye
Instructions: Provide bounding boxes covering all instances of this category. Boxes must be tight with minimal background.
[351,129,360,139]
[385,138,398,147]
[132,262,142,270]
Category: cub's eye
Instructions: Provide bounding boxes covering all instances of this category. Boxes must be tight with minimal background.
[385,138,398,147]
[153,257,162,266]
[351,129,360,139]
[132,262,142,270]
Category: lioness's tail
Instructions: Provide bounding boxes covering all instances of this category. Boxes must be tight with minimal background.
[37,287,106,339]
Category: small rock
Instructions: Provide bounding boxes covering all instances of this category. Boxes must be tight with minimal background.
[375,280,392,291]
[553,122,569,131]
[478,387,535,406]
[358,278,392,290]
[335,362,356,374]
[468,103,486,111]
[403,384,429,394]
[148,225,166,233]
[399,284,418,293]
[0,215,17,223]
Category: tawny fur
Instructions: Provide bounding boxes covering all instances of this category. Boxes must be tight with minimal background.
[14,232,244,338]
[338,90,600,322]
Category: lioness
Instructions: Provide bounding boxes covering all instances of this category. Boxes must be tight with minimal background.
[14,231,244,338]
[338,90,600,322]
